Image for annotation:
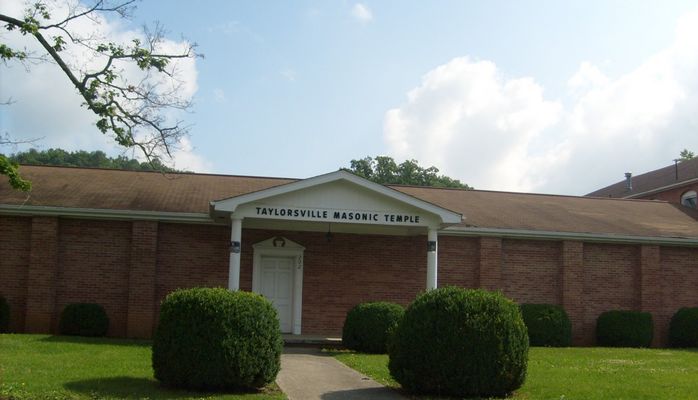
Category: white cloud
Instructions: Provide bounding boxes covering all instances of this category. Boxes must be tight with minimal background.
[0,0,206,171]
[385,8,698,194]
[351,3,373,23]
[213,88,226,103]
[280,68,297,82]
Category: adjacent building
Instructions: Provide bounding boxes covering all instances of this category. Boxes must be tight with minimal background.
[587,157,698,209]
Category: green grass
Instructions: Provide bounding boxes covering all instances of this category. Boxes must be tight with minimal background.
[0,334,285,400]
[332,347,698,399]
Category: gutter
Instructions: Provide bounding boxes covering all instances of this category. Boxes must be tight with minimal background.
[1,204,696,247]
[441,226,698,247]
[623,177,698,199]
[0,204,217,224]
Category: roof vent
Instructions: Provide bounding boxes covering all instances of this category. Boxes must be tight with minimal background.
[624,172,633,191]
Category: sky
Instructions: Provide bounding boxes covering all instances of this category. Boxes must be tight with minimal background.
[2,0,698,195]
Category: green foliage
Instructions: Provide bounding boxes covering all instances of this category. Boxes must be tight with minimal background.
[388,287,529,398]
[6,148,181,172]
[669,307,698,348]
[679,149,695,161]
[0,295,9,333]
[59,303,109,337]
[342,302,404,353]
[596,310,653,348]
[0,155,31,191]
[152,288,283,391]
[1,1,197,191]
[344,156,472,189]
[520,303,572,347]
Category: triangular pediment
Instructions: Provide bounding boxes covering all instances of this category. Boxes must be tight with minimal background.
[210,170,462,227]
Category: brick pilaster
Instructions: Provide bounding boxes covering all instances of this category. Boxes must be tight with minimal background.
[24,217,59,333]
[126,221,158,338]
[561,241,586,345]
[478,237,502,291]
[639,245,663,347]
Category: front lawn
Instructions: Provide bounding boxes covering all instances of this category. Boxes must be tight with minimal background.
[333,347,698,399]
[0,334,284,400]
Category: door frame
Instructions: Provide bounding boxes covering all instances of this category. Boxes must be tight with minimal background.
[252,237,304,335]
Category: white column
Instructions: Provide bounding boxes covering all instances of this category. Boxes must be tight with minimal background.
[427,228,438,290]
[228,217,243,291]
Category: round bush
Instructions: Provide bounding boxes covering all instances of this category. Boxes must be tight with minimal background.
[342,301,404,353]
[152,288,282,391]
[669,307,698,348]
[388,287,529,398]
[520,303,572,347]
[59,303,109,337]
[596,310,653,347]
[0,295,9,333]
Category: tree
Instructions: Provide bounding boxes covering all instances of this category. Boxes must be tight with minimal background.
[0,0,199,190]
[5,148,183,172]
[345,156,472,189]
[679,149,695,161]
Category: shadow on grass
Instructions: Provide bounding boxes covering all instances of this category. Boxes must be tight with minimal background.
[64,376,269,399]
[39,335,152,347]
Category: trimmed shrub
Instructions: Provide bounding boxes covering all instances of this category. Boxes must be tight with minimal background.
[0,295,9,333]
[59,303,109,337]
[342,301,404,353]
[669,307,698,348]
[388,287,529,398]
[152,288,282,391]
[596,310,653,347]
[520,303,572,347]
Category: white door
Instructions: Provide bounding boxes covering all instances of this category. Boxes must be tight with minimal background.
[260,256,294,333]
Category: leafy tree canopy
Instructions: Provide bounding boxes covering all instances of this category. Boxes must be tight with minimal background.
[5,148,182,172]
[679,149,695,161]
[344,156,472,189]
[1,0,199,191]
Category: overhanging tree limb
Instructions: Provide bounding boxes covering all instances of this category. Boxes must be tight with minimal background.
[0,0,200,191]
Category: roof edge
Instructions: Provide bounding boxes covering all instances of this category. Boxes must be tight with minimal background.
[623,177,698,199]
[441,226,698,246]
[212,170,463,224]
[0,204,217,224]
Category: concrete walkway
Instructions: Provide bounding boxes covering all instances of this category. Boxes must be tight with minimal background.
[276,347,407,400]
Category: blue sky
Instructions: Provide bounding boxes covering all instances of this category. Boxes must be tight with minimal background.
[2,0,698,194]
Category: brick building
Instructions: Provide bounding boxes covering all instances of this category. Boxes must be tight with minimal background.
[587,157,698,209]
[1,165,698,346]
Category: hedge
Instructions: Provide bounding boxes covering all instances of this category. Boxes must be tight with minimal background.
[342,301,404,353]
[0,295,9,333]
[152,288,282,390]
[520,303,572,347]
[388,287,529,398]
[59,303,109,337]
[669,307,698,348]
[596,310,653,347]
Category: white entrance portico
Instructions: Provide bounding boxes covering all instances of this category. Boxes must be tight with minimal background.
[210,170,462,334]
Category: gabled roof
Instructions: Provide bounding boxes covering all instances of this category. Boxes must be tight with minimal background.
[1,165,698,241]
[587,157,698,198]
[210,169,463,225]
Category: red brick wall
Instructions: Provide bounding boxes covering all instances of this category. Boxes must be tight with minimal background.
[582,243,639,344]
[638,182,698,207]
[660,246,698,344]
[2,216,698,346]
[0,216,31,332]
[155,223,230,317]
[54,219,131,337]
[243,229,426,335]
[438,236,479,288]
[502,239,561,305]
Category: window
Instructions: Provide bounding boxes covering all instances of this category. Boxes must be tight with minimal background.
[681,190,697,208]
